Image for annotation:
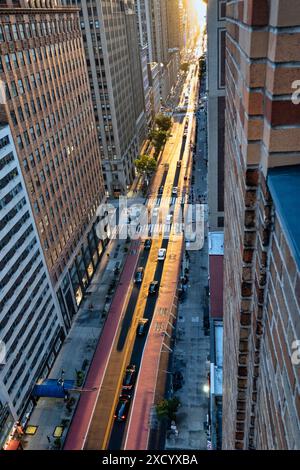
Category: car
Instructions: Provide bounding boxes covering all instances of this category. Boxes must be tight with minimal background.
[158,186,164,195]
[172,187,178,195]
[136,318,149,336]
[114,396,130,422]
[177,161,181,168]
[134,267,144,283]
[122,364,136,390]
[166,214,173,224]
[114,262,120,275]
[158,248,166,260]
[149,280,159,294]
[144,239,152,250]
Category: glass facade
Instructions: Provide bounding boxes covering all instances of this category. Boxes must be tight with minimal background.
[68,224,104,309]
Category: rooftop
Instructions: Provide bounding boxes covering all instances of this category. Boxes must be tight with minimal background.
[208,231,224,255]
[268,165,300,270]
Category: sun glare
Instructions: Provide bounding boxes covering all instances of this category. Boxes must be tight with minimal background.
[192,0,207,28]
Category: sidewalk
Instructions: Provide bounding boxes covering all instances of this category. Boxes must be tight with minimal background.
[165,71,210,450]
[21,234,132,450]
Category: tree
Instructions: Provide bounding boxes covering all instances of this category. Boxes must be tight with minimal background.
[155,113,172,132]
[156,397,181,421]
[134,154,157,177]
[180,62,190,73]
[149,129,169,158]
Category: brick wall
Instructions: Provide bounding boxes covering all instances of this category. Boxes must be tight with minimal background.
[254,210,300,449]
[223,0,300,449]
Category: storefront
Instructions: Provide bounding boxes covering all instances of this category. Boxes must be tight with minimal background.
[69,223,106,309]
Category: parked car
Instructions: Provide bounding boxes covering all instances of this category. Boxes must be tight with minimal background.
[177,161,181,168]
[136,318,149,336]
[134,267,144,284]
[122,364,136,390]
[114,396,130,422]
[144,239,152,250]
[149,280,159,294]
[114,262,120,275]
[158,248,166,260]
[172,187,178,195]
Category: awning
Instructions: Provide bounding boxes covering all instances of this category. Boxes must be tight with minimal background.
[32,379,75,398]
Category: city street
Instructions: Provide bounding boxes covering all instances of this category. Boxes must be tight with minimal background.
[61,58,202,450]
[165,72,210,450]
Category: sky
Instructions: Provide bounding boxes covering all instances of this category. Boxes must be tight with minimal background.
[191,0,207,28]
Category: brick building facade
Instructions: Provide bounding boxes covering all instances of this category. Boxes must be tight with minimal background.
[223,0,300,449]
[0,1,106,323]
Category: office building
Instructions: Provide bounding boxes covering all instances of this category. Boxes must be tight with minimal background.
[0,1,106,332]
[207,0,226,231]
[223,0,300,449]
[148,62,161,119]
[66,0,146,195]
[136,0,152,129]
[0,124,64,447]
[166,0,182,51]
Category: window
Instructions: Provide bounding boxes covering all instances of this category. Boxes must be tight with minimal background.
[4,54,11,70]
[10,110,17,126]
[18,51,25,66]
[17,135,23,149]
[23,158,29,173]
[31,23,36,37]
[11,81,18,97]
[18,24,25,40]
[24,76,31,91]
[18,79,24,94]
[25,23,31,39]
[17,106,24,122]
[31,100,36,114]
[4,25,11,41]
[11,53,18,68]
[24,103,31,118]
[23,130,30,146]
[30,74,37,88]
[36,72,42,86]
[12,24,19,41]
[30,49,37,63]
[29,127,36,141]
[35,149,41,163]
[25,50,31,64]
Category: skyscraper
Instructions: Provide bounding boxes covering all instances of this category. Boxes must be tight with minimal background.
[207,0,225,231]
[0,0,106,349]
[0,123,64,444]
[136,0,153,129]
[66,0,146,196]
[166,0,182,51]
[223,0,300,449]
